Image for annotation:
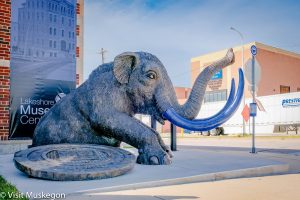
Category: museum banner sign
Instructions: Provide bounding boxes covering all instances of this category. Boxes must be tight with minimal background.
[9,0,77,138]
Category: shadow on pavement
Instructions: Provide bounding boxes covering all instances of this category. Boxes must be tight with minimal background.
[179,145,300,155]
[67,194,198,200]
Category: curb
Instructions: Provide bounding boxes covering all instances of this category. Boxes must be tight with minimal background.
[71,163,289,195]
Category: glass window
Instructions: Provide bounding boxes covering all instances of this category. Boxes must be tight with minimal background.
[54,28,56,35]
[280,85,290,94]
[204,90,227,103]
[61,30,64,37]
[49,14,52,22]
[53,41,56,48]
[49,40,52,48]
[49,27,52,35]
[54,15,56,22]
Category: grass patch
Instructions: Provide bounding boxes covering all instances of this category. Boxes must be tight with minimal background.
[0,175,28,200]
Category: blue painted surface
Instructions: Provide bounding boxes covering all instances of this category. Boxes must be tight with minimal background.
[211,70,222,80]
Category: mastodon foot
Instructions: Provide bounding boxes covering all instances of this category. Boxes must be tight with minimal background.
[137,145,172,165]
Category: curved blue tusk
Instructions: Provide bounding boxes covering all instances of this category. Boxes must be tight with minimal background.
[193,78,235,122]
[162,68,244,131]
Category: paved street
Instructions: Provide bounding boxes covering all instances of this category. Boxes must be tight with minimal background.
[71,174,300,200]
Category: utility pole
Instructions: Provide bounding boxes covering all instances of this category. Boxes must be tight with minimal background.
[98,48,107,64]
[230,27,246,136]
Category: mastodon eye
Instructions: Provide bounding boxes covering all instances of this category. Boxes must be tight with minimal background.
[146,71,157,80]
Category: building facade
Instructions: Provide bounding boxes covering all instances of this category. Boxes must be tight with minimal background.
[14,0,76,60]
[191,42,300,134]
[191,42,300,101]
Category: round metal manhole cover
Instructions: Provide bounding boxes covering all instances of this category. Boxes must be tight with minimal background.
[14,144,136,181]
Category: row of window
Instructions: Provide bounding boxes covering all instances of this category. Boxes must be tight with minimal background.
[20,11,75,26]
[19,48,75,59]
[48,1,74,17]
[49,14,74,26]
[204,90,227,103]
[49,27,74,39]
[49,40,75,51]
[26,0,74,17]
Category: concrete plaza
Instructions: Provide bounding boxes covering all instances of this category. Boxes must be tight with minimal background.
[0,136,299,199]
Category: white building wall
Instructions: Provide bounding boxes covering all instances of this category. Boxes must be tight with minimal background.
[197,92,300,134]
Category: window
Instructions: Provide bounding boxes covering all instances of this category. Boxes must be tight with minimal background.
[54,28,56,36]
[49,27,52,35]
[53,41,56,48]
[184,90,189,98]
[49,14,52,22]
[61,17,64,24]
[204,90,227,103]
[49,40,52,48]
[280,85,290,94]
[61,30,64,37]
[54,15,56,22]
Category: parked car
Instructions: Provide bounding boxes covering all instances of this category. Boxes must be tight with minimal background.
[201,127,225,136]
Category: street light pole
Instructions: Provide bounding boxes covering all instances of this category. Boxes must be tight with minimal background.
[230,27,246,136]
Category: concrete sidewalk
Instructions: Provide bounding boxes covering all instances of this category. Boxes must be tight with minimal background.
[0,145,294,196]
[70,174,300,200]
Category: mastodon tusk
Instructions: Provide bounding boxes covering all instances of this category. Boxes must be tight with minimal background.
[193,78,235,122]
[162,68,244,131]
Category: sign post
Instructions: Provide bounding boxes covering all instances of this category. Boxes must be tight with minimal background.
[250,45,257,154]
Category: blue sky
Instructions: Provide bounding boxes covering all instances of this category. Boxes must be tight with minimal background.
[84,0,300,87]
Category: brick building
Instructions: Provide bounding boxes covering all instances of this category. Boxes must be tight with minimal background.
[191,42,300,101]
[191,42,300,134]
[0,0,84,140]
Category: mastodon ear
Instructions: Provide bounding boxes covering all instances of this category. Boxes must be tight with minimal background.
[113,52,139,84]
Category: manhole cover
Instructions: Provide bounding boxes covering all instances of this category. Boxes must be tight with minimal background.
[14,144,136,181]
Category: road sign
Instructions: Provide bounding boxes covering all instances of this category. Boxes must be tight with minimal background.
[241,104,250,122]
[245,58,261,88]
[250,103,257,117]
[251,45,257,56]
